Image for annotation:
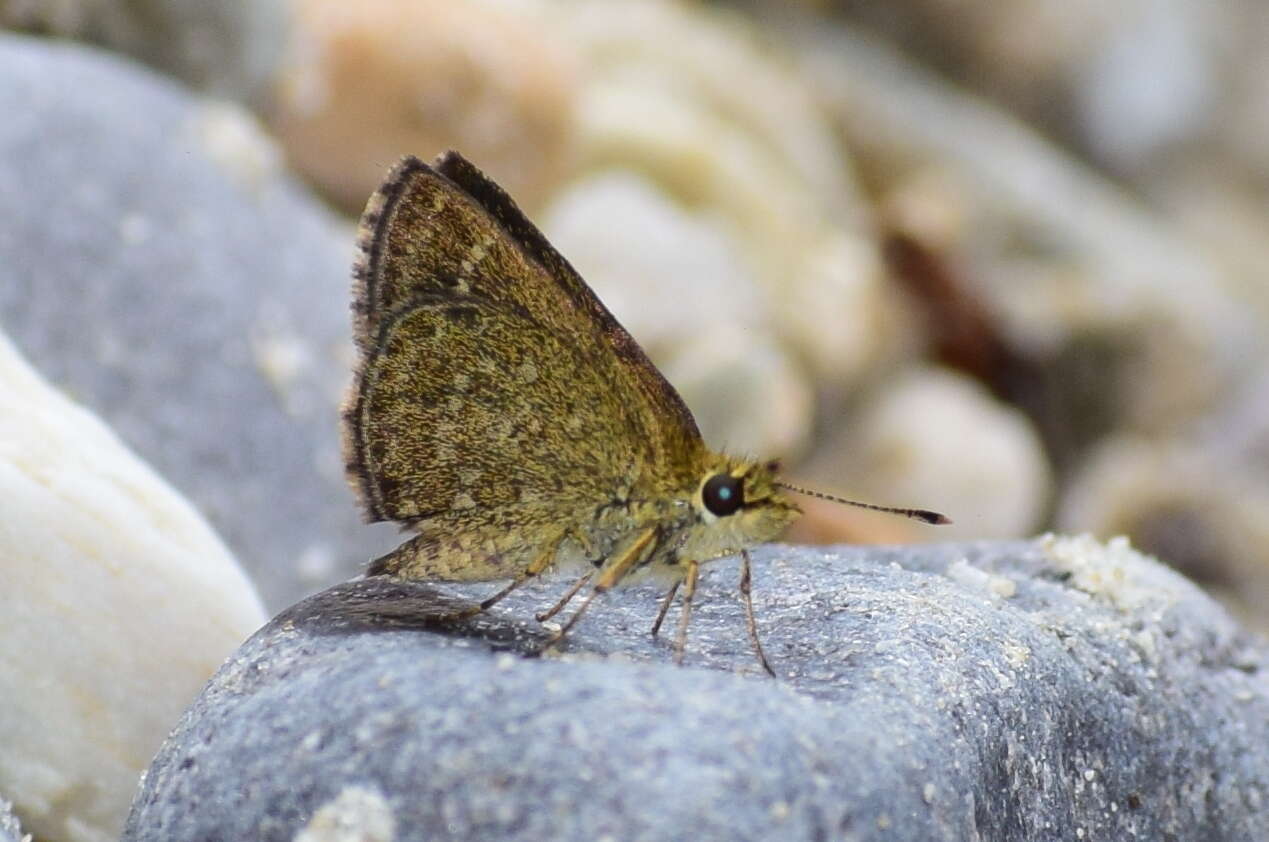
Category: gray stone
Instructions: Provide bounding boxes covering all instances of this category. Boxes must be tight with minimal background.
[0,34,400,610]
[0,0,287,103]
[122,538,1269,841]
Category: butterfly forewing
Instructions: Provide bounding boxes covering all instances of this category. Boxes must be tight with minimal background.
[345,152,708,529]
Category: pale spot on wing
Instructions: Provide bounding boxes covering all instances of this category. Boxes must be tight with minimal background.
[453,492,477,510]
[453,373,471,390]
[430,193,446,211]
[446,395,463,412]
[458,467,481,486]
[518,361,539,384]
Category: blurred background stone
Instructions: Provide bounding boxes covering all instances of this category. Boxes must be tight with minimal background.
[4,0,1268,630]
[763,0,1258,183]
[0,33,403,612]
[1059,370,1269,633]
[271,0,577,214]
[524,0,913,461]
[769,9,1269,629]
[796,20,1257,442]
[793,367,1051,544]
[6,0,1269,631]
[543,0,907,391]
[540,169,814,458]
[0,0,287,102]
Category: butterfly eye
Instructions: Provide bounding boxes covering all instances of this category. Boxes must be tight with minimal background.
[702,473,744,517]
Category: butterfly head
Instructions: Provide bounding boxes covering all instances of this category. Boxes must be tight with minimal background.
[677,457,801,561]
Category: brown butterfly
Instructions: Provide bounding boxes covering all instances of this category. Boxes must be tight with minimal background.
[342,151,946,674]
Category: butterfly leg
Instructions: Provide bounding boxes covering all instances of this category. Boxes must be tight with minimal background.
[672,559,701,666]
[474,534,563,614]
[740,550,776,678]
[538,527,656,653]
[649,578,681,638]
[535,572,592,622]
[535,526,600,621]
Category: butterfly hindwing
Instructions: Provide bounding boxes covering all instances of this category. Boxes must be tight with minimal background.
[346,294,660,526]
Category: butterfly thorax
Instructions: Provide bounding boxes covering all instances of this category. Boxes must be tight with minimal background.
[558,454,802,585]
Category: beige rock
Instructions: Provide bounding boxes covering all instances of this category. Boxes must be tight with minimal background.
[0,334,266,842]
[541,170,767,357]
[538,0,906,387]
[1059,436,1269,633]
[511,0,909,458]
[804,368,1051,541]
[797,24,1256,443]
[773,0,1221,172]
[805,0,1269,193]
[660,323,814,461]
[295,786,396,842]
[541,168,814,458]
[1151,164,1269,334]
[1040,532,1196,618]
[271,0,578,212]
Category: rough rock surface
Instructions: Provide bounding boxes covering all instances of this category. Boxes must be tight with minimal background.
[123,537,1268,841]
[0,33,400,609]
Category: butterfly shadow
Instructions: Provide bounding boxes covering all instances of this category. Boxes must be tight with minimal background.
[279,576,554,655]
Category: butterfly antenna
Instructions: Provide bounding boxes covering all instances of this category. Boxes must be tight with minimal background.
[775,483,951,525]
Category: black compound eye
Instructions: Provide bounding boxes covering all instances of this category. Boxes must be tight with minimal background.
[702,473,744,517]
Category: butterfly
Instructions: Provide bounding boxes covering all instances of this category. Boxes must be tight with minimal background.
[342,151,946,674]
